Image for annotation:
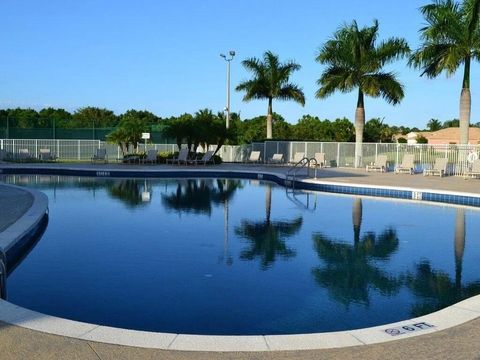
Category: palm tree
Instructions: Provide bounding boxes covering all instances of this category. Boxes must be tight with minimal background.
[427,118,443,131]
[410,0,480,144]
[236,51,305,139]
[316,20,409,167]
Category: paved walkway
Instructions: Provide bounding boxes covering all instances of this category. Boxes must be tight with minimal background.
[0,185,33,233]
[1,163,480,359]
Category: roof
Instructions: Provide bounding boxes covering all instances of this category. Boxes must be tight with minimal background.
[425,127,480,142]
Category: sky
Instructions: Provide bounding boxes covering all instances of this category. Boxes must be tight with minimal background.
[1,0,479,129]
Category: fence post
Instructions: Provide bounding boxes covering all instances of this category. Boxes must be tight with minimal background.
[263,142,267,163]
[57,140,60,159]
[337,143,340,167]
[78,140,81,161]
[35,139,38,158]
[396,143,400,166]
[375,143,378,160]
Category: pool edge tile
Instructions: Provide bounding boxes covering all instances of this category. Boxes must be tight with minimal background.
[168,334,269,352]
[79,326,177,349]
[264,332,363,351]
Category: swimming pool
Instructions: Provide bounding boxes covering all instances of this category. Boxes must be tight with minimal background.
[4,175,480,335]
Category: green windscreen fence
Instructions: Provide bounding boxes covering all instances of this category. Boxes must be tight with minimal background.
[0,127,173,143]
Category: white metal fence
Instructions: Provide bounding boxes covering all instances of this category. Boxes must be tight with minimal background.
[251,141,480,176]
[1,139,479,176]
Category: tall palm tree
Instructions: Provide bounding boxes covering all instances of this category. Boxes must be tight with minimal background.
[236,51,305,139]
[410,0,480,144]
[316,20,409,167]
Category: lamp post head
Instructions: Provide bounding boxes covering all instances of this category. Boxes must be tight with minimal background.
[229,50,236,57]
[220,53,226,58]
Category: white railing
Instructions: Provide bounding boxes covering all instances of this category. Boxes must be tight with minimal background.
[250,141,480,176]
[1,139,479,176]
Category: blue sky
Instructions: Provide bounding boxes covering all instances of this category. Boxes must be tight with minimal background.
[1,0,478,128]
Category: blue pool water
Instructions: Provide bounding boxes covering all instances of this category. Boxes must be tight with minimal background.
[4,175,480,335]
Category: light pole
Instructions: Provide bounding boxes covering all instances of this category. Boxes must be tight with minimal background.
[220,50,235,129]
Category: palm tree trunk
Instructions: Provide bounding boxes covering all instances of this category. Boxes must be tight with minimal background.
[459,57,471,145]
[459,88,471,145]
[354,90,365,168]
[266,98,273,139]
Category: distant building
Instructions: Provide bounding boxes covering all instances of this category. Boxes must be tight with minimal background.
[402,128,480,145]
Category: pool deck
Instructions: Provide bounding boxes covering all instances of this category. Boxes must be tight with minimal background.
[1,162,480,359]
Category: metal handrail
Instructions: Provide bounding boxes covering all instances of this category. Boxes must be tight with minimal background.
[286,157,319,189]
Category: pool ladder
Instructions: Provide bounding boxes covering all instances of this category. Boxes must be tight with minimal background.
[285,157,318,190]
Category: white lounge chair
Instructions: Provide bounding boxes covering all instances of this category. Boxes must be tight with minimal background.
[314,152,326,167]
[18,149,31,162]
[269,153,284,164]
[247,151,261,164]
[290,152,305,164]
[366,154,388,172]
[167,148,189,165]
[143,149,158,164]
[423,157,448,177]
[464,159,480,179]
[39,148,56,162]
[395,154,415,174]
[190,150,215,165]
[91,148,107,164]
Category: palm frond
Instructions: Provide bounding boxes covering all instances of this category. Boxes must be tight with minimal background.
[361,73,404,105]
[277,84,305,105]
[315,66,357,98]
[409,43,464,77]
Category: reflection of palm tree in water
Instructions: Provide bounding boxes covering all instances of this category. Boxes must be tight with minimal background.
[235,184,302,270]
[352,197,362,242]
[161,179,240,215]
[312,227,401,306]
[455,208,465,289]
[311,196,401,306]
[106,180,147,208]
[406,208,480,317]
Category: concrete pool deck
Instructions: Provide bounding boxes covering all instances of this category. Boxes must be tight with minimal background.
[1,162,480,359]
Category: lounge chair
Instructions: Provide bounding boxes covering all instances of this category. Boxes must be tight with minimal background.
[395,154,415,174]
[91,148,107,164]
[39,148,56,162]
[290,152,305,164]
[366,154,388,172]
[17,149,31,162]
[142,149,158,164]
[464,159,480,179]
[268,153,284,164]
[423,157,448,177]
[190,150,215,165]
[246,151,261,164]
[167,148,189,165]
[314,152,326,167]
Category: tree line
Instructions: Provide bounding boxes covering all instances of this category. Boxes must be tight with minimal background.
[0,106,474,145]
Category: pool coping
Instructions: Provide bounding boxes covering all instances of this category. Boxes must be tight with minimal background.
[1,166,480,352]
